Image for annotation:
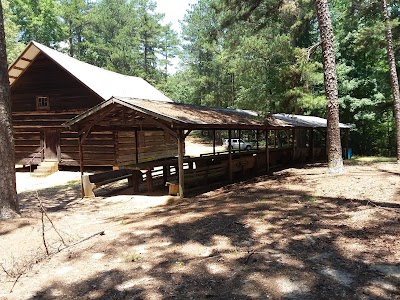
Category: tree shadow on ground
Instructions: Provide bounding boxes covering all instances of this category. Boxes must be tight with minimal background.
[20,169,400,299]
[18,181,81,213]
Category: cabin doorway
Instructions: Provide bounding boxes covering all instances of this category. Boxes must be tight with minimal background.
[44,129,60,161]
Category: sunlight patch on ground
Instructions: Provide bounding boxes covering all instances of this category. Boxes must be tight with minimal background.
[16,171,81,193]
[268,275,311,295]
[103,195,177,209]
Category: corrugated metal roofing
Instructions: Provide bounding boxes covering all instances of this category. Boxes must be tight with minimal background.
[272,114,352,129]
[8,41,173,102]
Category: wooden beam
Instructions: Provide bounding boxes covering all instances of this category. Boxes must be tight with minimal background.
[228,129,233,182]
[213,129,216,155]
[292,129,296,162]
[177,129,185,198]
[134,112,178,139]
[12,66,24,71]
[78,135,84,198]
[79,105,116,143]
[135,128,139,163]
[310,128,315,162]
[238,130,242,153]
[184,129,192,139]
[265,130,270,174]
[256,130,260,150]
[20,57,32,62]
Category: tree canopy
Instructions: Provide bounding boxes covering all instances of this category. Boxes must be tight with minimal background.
[3,0,400,157]
[168,0,400,157]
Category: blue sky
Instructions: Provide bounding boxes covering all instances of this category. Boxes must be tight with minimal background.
[155,0,198,73]
[155,0,198,33]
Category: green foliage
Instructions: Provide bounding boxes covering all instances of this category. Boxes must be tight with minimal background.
[4,0,180,85]
[3,0,400,156]
[176,0,399,156]
[8,0,64,46]
[123,250,140,262]
[2,0,25,64]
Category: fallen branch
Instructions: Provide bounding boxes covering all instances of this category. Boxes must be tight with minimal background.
[244,250,255,264]
[366,200,400,214]
[0,263,10,276]
[9,273,22,293]
[41,209,49,255]
[35,192,67,247]
[57,231,105,252]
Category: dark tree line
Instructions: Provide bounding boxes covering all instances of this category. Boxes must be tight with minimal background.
[4,0,180,86]
[168,0,400,160]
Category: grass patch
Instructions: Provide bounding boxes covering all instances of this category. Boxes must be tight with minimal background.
[124,250,141,262]
[303,195,318,203]
[65,179,80,186]
[347,156,396,164]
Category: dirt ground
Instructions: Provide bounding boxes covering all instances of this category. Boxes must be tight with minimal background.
[1,161,399,300]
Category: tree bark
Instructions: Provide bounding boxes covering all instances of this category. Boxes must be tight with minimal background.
[381,0,400,163]
[315,0,344,173]
[0,2,19,219]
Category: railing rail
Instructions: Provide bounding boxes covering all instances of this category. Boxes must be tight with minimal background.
[27,146,45,174]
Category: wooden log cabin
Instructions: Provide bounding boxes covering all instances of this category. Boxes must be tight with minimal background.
[9,41,177,172]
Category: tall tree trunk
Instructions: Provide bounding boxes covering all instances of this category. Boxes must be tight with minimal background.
[0,2,19,219]
[315,0,344,173]
[381,0,400,163]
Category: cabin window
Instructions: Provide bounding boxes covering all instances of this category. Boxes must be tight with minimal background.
[36,96,50,110]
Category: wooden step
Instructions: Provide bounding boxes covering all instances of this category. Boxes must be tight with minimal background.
[31,161,59,177]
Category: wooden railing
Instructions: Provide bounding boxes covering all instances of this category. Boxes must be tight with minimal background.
[27,146,45,173]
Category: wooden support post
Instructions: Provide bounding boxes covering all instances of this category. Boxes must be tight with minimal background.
[113,131,119,170]
[163,166,168,184]
[78,135,84,198]
[256,130,259,150]
[238,130,241,152]
[292,129,296,162]
[310,129,315,162]
[265,130,270,174]
[344,129,349,160]
[145,169,153,192]
[228,129,233,182]
[135,128,139,164]
[177,129,185,198]
[132,171,140,193]
[213,129,216,155]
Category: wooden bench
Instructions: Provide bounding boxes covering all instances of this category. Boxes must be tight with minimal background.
[82,169,141,197]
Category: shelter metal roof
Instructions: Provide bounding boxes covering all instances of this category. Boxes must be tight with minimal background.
[8,41,173,102]
[272,114,352,129]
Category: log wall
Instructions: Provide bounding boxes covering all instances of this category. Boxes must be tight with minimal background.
[117,130,178,167]
[11,53,100,113]
[14,130,42,165]
[60,131,116,166]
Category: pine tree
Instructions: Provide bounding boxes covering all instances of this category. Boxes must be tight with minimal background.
[381,0,400,163]
[315,0,344,173]
[0,1,19,219]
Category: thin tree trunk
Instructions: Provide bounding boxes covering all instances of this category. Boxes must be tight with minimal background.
[381,0,400,163]
[315,0,344,173]
[0,2,19,219]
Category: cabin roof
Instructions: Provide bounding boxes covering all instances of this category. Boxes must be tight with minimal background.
[8,41,173,102]
[64,97,265,130]
[64,97,352,131]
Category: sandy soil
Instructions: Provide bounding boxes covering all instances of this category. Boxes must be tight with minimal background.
[1,162,399,300]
